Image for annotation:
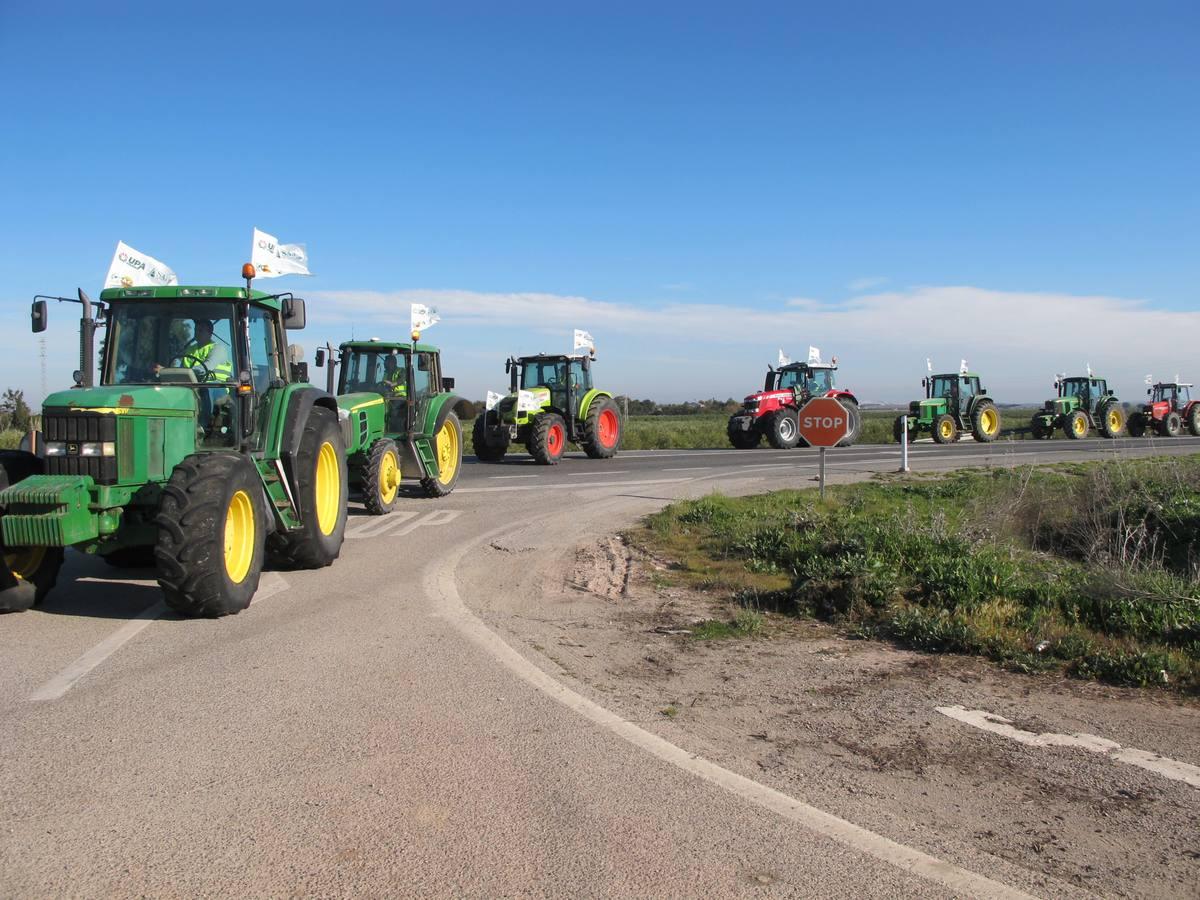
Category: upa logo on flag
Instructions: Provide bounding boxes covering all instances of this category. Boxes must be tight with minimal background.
[485,391,503,411]
[104,241,178,289]
[517,390,541,413]
[251,227,311,278]
[411,304,440,334]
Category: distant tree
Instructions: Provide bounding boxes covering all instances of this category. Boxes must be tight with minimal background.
[0,388,31,432]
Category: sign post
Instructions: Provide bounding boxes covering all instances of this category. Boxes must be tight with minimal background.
[795,397,854,500]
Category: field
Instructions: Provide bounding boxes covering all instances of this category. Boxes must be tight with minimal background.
[633,455,1200,691]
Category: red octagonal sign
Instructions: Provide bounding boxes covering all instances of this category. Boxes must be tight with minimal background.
[796,397,852,447]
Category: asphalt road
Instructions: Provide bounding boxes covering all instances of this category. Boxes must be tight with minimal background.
[2,435,1198,897]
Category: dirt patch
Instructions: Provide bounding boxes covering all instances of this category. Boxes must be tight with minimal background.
[502,537,1200,899]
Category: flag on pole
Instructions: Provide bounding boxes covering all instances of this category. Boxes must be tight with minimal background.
[807,346,821,365]
[251,227,311,278]
[411,303,440,333]
[486,391,503,411]
[959,359,969,374]
[517,390,541,412]
[926,357,933,374]
[1086,362,1093,377]
[573,329,595,352]
[1145,374,1154,385]
[104,241,178,289]
[778,348,791,367]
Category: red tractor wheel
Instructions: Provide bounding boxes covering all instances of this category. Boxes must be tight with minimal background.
[1159,411,1182,437]
[581,397,622,459]
[529,413,567,465]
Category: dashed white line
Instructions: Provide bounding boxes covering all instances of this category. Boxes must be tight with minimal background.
[663,466,713,472]
[937,706,1200,789]
[488,474,540,480]
[456,477,695,494]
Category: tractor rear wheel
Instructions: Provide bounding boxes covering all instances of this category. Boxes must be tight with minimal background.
[1127,414,1147,437]
[267,406,348,569]
[766,410,800,449]
[363,438,401,515]
[971,403,1000,442]
[837,401,861,447]
[1159,411,1182,437]
[472,413,508,462]
[421,412,463,497]
[1188,407,1200,437]
[1064,409,1089,440]
[580,396,622,459]
[155,453,265,617]
[932,414,957,445]
[728,421,761,449]
[529,413,567,465]
[1099,402,1124,439]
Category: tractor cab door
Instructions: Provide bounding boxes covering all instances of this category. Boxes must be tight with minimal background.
[567,358,590,419]
[957,376,978,417]
[243,306,287,449]
[409,351,439,436]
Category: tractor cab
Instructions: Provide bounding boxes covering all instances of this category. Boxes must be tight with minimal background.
[511,354,593,419]
[1057,376,1107,409]
[926,373,980,416]
[769,363,836,399]
[1150,382,1191,409]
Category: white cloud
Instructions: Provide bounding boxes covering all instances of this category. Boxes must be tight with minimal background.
[848,276,888,292]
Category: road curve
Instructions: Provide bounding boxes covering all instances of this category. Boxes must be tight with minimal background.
[1,435,1196,897]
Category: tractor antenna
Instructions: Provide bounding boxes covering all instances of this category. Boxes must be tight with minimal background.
[39,336,47,401]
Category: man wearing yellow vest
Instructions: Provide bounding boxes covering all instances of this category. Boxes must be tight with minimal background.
[381,352,408,431]
[178,319,233,382]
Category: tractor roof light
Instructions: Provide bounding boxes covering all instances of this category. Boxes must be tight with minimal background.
[242,263,256,280]
[411,329,420,341]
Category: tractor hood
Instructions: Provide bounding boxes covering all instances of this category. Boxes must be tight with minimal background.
[743,389,793,406]
[42,385,198,416]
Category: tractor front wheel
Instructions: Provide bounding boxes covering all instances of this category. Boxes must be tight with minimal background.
[155,453,266,617]
[1127,414,1147,437]
[472,413,509,462]
[267,407,348,569]
[766,410,799,449]
[581,396,622,459]
[1064,409,1089,440]
[1030,417,1052,439]
[971,403,1000,443]
[932,414,957,445]
[363,438,401,515]
[421,412,463,497]
[0,545,64,613]
[1100,402,1124,439]
[1188,407,1200,437]
[1159,411,1182,437]
[529,413,567,465]
[728,421,761,449]
[837,401,861,447]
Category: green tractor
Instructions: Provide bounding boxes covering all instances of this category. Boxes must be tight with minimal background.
[1030,374,1124,439]
[314,337,471,514]
[894,369,1002,444]
[473,352,622,464]
[0,268,349,617]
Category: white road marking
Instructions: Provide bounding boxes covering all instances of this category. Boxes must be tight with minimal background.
[488,474,540,480]
[346,510,420,539]
[663,466,713,472]
[427,527,1034,899]
[937,706,1200,789]
[28,572,291,702]
[456,477,695,494]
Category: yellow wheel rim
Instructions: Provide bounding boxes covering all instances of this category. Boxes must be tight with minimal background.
[435,420,459,485]
[1108,411,1121,430]
[981,409,998,434]
[378,449,400,505]
[5,546,46,581]
[1073,416,1086,435]
[939,420,953,439]
[223,490,255,584]
[315,441,340,536]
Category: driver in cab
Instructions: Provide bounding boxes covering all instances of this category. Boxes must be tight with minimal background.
[154,319,232,382]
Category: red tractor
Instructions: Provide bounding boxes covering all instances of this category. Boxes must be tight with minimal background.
[727,356,861,449]
[1128,381,1200,437]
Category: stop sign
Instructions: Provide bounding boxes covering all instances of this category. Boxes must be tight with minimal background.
[796,397,852,447]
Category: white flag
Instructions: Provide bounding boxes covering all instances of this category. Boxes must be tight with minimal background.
[926,357,933,374]
[778,348,791,367]
[485,390,503,411]
[959,359,969,375]
[1145,374,1154,385]
[807,346,821,365]
[517,390,541,413]
[104,241,177,289]
[573,329,595,352]
[1086,362,1093,377]
[251,228,311,278]
[411,303,440,333]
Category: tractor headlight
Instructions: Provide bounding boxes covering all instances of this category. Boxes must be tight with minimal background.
[78,442,116,457]
[45,441,67,456]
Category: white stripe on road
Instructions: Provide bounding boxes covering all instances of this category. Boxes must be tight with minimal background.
[937,706,1200,789]
[346,509,461,539]
[488,474,540,480]
[456,477,694,494]
[663,467,713,472]
[28,572,290,702]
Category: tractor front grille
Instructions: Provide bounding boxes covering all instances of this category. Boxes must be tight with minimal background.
[41,411,118,485]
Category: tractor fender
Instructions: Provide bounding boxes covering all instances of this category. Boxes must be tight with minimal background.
[577,389,614,422]
[423,393,474,437]
[827,389,858,407]
[0,450,46,494]
[279,387,341,461]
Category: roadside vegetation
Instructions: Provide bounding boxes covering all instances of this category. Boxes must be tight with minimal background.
[633,456,1200,691]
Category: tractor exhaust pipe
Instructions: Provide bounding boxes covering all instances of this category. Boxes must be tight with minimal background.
[77,288,96,388]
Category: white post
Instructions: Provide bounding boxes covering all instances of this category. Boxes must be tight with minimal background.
[899,414,910,473]
[819,446,827,499]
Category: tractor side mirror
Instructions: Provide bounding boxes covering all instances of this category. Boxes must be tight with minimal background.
[314,348,325,367]
[1147,388,1152,395]
[72,369,84,387]
[442,376,455,391]
[31,300,47,333]
[921,377,927,389]
[505,358,512,375]
[283,298,306,330]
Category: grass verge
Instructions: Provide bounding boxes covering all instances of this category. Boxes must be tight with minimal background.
[631,456,1200,691]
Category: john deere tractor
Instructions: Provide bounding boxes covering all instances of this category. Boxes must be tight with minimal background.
[473,353,622,464]
[1128,381,1200,437]
[0,268,349,617]
[314,337,471,514]
[894,370,1001,444]
[1030,375,1124,439]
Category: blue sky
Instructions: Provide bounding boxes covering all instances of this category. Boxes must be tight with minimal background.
[1,1,1197,403]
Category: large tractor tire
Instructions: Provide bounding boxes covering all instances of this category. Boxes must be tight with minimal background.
[472,414,508,462]
[728,421,761,449]
[971,403,1001,443]
[892,415,913,444]
[1188,407,1200,437]
[1030,416,1053,439]
[1099,402,1124,439]
[154,453,266,618]
[837,400,862,448]
[0,462,64,613]
[1159,411,1182,437]
[765,409,800,449]
[422,412,463,497]
[1064,409,1089,440]
[528,413,567,465]
[1127,414,1147,438]
[932,414,958,445]
[267,406,348,569]
[363,438,401,515]
[580,396,622,459]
